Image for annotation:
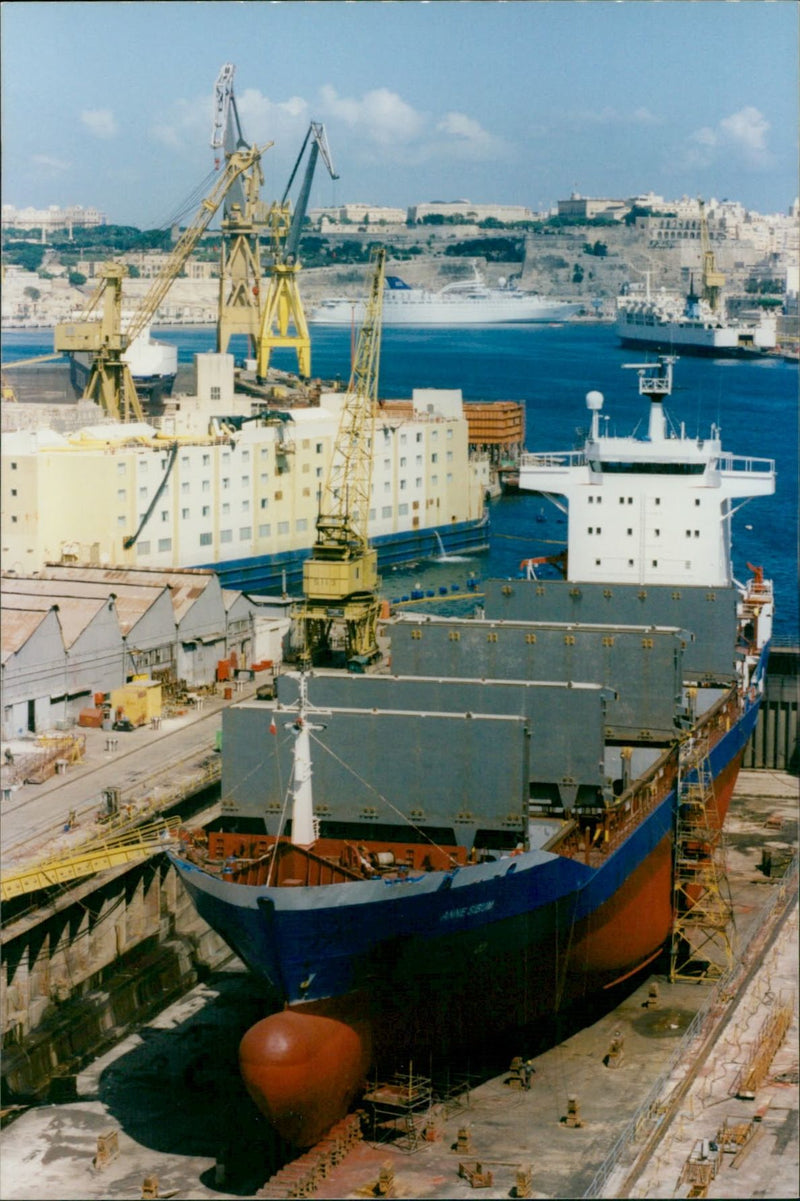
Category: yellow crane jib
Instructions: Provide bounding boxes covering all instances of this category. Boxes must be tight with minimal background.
[299,247,386,664]
[256,122,338,382]
[53,142,272,423]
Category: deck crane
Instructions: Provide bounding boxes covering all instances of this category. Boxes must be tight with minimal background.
[256,122,338,382]
[211,62,268,355]
[296,247,386,666]
[52,141,271,422]
[698,198,726,314]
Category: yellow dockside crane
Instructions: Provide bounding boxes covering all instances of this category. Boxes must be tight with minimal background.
[699,197,726,314]
[52,140,272,422]
[296,247,386,666]
[212,62,268,356]
[256,122,338,381]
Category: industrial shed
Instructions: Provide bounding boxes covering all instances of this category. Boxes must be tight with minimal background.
[1,566,280,737]
[2,605,66,737]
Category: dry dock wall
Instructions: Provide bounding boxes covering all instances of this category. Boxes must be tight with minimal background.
[1,854,231,1102]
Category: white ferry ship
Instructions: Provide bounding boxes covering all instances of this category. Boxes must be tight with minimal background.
[616,281,777,358]
[310,270,581,327]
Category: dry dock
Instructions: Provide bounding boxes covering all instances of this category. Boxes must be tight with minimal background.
[0,770,796,1200]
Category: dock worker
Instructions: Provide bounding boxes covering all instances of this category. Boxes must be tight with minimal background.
[522,1059,535,1090]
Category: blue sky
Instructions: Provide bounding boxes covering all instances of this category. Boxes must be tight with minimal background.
[2,1,797,227]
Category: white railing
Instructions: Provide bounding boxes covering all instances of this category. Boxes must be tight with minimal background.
[716,453,775,476]
[519,450,586,469]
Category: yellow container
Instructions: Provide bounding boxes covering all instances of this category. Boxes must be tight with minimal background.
[110,681,162,727]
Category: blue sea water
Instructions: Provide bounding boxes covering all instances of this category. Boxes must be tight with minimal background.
[3,323,797,637]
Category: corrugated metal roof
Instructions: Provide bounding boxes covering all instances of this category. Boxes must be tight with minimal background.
[3,576,164,635]
[3,594,108,648]
[1,606,54,663]
[40,565,217,622]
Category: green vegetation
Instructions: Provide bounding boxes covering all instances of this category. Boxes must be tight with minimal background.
[444,237,524,262]
[3,242,46,272]
[68,270,87,287]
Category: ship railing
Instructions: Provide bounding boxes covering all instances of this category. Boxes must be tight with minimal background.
[716,452,775,476]
[518,450,586,469]
[583,851,798,1199]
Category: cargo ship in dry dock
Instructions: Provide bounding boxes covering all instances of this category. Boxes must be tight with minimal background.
[171,356,775,1147]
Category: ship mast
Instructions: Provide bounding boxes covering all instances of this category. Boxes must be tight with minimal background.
[287,673,323,847]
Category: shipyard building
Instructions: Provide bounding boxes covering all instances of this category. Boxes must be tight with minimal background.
[1,354,489,593]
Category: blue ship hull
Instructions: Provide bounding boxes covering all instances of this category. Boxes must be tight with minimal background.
[200,515,489,595]
[171,685,761,1012]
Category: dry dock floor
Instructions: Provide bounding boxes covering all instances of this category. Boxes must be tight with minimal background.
[1,770,796,1200]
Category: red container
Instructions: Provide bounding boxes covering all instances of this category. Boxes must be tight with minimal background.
[216,660,231,682]
[78,708,104,728]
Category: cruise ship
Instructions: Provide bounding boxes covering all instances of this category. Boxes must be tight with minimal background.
[1,352,489,593]
[309,269,582,326]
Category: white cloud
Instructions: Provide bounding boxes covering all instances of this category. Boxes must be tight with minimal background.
[30,154,70,174]
[434,111,508,161]
[320,85,425,146]
[81,109,117,139]
[683,106,773,170]
[720,106,771,165]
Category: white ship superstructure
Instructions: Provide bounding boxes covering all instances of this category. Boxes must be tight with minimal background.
[310,270,581,326]
[518,357,775,588]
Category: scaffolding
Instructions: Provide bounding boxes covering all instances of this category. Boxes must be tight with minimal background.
[670,734,734,981]
[362,1067,433,1152]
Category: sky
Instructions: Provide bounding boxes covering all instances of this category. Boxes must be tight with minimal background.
[1,0,797,228]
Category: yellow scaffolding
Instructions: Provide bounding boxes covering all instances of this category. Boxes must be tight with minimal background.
[1,817,181,901]
[669,734,734,981]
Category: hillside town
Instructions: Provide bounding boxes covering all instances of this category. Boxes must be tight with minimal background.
[2,192,798,330]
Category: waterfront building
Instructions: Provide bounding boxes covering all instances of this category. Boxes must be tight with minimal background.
[1,354,488,593]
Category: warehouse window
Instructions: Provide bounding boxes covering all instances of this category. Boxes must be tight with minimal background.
[220,529,233,543]
[431,453,438,463]
[239,526,251,540]
[398,503,408,515]
[199,532,212,546]
[181,508,189,519]
[258,523,271,537]
[382,505,392,518]
[278,521,289,534]
[296,518,308,532]
[222,503,230,516]
[158,538,171,552]
[137,541,150,555]
[260,498,268,509]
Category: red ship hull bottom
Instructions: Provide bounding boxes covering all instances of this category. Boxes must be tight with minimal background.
[238,749,746,1147]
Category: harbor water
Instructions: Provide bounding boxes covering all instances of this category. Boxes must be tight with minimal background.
[3,322,797,638]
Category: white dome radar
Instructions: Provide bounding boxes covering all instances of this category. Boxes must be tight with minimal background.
[586,390,604,411]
